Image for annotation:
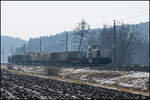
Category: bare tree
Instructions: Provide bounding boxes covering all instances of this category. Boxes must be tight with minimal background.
[116,24,145,65]
[99,23,145,65]
[74,19,90,54]
[99,25,114,49]
[86,29,100,47]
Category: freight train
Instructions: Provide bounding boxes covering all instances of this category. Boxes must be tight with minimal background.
[8,45,112,66]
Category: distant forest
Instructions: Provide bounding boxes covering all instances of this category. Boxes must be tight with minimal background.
[1,21,149,65]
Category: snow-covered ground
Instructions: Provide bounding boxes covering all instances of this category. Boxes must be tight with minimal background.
[1,88,16,99]
[2,65,46,75]
[123,72,149,78]
[106,72,149,91]
[60,68,149,92]
[2,65,149,92]
[60,68,99,75]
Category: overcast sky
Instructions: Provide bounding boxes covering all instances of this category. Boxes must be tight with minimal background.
[1,1,149,40]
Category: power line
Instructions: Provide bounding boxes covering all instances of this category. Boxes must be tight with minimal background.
[117,13,149,21]
[102,13,149,26]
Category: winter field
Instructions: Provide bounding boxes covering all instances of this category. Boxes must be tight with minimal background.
[1,64,149,99]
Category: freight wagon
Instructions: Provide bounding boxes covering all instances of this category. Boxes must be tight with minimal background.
[8,45,112,66]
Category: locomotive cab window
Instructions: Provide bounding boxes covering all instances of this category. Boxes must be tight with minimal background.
[96,50,101,58]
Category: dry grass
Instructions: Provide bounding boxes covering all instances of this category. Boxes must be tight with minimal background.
[5,68,149,96]
[87,72,122,79]
[46,67,61,76]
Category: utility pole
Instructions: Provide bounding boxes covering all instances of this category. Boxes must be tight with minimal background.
[65,32,68,61]
[66,32,68,53]
[113,20,116,65]
[23,44,26,54]
[12,46,14,64]
[40,37,42,53]
[12,46,13,56]
[2,49,4,66]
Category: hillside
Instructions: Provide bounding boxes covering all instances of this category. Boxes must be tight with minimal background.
[6,21,150,65]
[21,22,149,53]
[1,36,27,63]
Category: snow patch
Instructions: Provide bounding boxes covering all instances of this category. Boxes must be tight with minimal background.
[94,79,116,85]
[123,72,149,78]
[118,83,134,88]
[80,75,88,80]
[62,68,99,74]
[1,88,16,99]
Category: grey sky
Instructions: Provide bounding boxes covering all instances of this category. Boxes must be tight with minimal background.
[1,1,149,40]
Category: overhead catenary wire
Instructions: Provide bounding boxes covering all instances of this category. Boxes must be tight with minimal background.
[117,13,149,20]
[102,13,149,27]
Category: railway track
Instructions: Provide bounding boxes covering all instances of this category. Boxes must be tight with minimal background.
[1,69,149,99]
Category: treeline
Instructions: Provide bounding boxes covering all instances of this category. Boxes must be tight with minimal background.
[14,21,149,65]
[1,36,27,63]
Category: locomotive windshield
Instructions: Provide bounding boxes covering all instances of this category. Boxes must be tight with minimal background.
[96,50,101,58]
